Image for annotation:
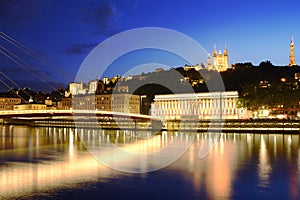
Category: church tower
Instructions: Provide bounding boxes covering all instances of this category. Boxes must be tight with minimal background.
[213,45,229,72]
[289,36,297,66]
[206,53,213,70]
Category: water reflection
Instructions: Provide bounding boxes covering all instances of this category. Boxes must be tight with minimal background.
[189,133,240,200]
[258,135,272,187]
[0,125,300,199]
[80,129,195,173]
[0,126,116,198]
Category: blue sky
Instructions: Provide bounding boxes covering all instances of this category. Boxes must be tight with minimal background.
[1,0,300,91]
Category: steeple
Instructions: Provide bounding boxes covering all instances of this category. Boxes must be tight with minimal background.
[213,44,217,57]
[289,36,297,66]
[207,53,211,65]
[224,44,228,56]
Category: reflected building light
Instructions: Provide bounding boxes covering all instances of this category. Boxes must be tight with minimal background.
[258,135,272,187]
[80,130,84,141]
[287,135,292,161]
[246,134,252,154]
[205,133,239,200]
[290,148,299,200]
[97,132,101,144]
[88,130,91,143]
[62,128,67,141]
[298,149,300,181]
[101,132,177,155]
[189,142,203,192]
[116,130,119,138]
[9,125,14,134]
[54,128,58,143]
[273,134,277,157]
[220,134,225,155]
[123,132,126,144]
[1,126,4,142]
[69,129,74,160]
[162,131,167,145]
[106,134,110,144]
[59,129,62,140]
[0,155,109,198]
[288,135,292,146]
[63,128,66,141]
[36,128,39,147]
[91,130,96,147]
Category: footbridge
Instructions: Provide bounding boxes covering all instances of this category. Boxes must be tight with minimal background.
[0,109,162,130]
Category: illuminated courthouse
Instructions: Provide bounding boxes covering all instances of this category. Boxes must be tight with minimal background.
[151,91,246,120]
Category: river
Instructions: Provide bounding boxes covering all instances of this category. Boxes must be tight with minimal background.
[0,125,299,199]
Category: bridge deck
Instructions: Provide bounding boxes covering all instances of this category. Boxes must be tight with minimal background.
[0,109,160,121]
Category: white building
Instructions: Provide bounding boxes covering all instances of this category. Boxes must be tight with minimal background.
[69,82,87,96]
[88,80,98,94]
[151,91,247,120]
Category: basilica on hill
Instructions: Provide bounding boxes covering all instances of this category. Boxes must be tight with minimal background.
[185,36,298,73]
[184,45,229,72]
[208,45,229,72]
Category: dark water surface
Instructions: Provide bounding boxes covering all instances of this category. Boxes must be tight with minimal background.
[0,125,299,200]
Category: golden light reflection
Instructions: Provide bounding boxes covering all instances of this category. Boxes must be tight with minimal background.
[0,126,117,198]
[117,134,170,154]
[176,133,240,200]
[206,134,232,200]
[258,135,272,187]
[1,126,300,199]
[0,155,109,198]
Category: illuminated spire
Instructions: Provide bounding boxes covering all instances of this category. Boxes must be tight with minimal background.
[289,36,297,66]
[207,53,211,65]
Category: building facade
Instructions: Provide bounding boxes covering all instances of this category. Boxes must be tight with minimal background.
[14,103,47,111]
[72,93,140,114]
[213,46,229,72]
[88,80,98,94]
[57,97,72,110]
[0,97,21,110]
[68,82,86,96]
[151,91,247,120]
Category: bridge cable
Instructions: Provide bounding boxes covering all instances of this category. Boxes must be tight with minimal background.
[0,69,32,99]
[0,31,73,82]
[0,47,57,91]
[0,78,27,102]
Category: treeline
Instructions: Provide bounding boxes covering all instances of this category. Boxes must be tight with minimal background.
[121,61,300,112]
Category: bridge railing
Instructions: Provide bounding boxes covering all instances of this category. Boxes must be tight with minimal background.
[0,109,160,121]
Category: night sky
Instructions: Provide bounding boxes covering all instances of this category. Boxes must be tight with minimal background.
[1,0,300,92]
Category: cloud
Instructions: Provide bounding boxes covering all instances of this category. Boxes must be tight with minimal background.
[81,1,121,36]
[65,43,97,55]
[0,0,48,25]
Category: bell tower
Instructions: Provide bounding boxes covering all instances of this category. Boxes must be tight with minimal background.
[213,45,229,72]
[289,36,297,66]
